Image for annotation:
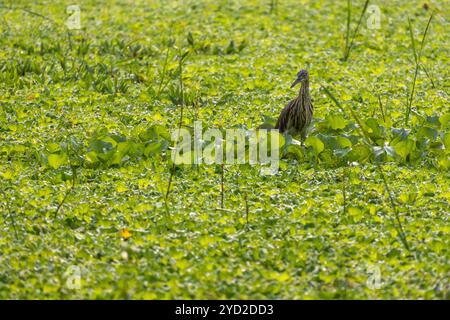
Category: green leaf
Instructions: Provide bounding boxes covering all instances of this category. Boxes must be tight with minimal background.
[417,126,438,141]
[317,134,340,150]
[46,142,61,153]
[85,151,98,164]
[443,132,450,150]
[348,144,371,162]
[391,128,410,144]
[325,114,347,130]
[334,148,351,158]
[425,115,441,128]
[154,125,171,141]
[90,139,114,154]
[439,114,450,128]
[437,155,450,170]
[140,125,171,142]
[364,118,385,140]
[305,136,324,155]
[348,206,363,221]
[284,144,304,160]
[144,141,164,157]
[384,145,397,159]
[393,139,415,161]
[336,136,352,148]
[47,153,67,169]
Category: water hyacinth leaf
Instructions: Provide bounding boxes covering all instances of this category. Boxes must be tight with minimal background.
[110,151,126,165]
[46,142,62,153]
[111,142,132,165]
[439,114,450,128]
[47,153,68,169]
[429,141,444,150]
[128,141,144,157]
[391,128,410,144]
[117,141,131,154]
[110,134,127,143]
[426,115,441,127]
[417,126,438,141]
[348,144,371,162]
[348,207,363,221]
[305,136,324,155]
[399,191,417,204]
[437,155,450,169]
[144,141,165,157]
[393,139,415,161]
[90,139,114,154]
[416,139,430,152]
[85,151,99,164]
[96,149,115,162]
[317,134,340,150]
[334,148,351,158]
[343,134,360,145]
[364,118,385,140]
[443,132,450,150]
[139,127,158,141]
[373,146,386,161]
[336,136,353,148]
[384,145,397,159]
[284,144,304,160]
[153,125,171,141]
[325,114,347,130]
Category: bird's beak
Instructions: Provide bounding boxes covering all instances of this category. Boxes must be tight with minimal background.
[290,78,301,88]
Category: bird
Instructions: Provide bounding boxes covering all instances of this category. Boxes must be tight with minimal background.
[275,69,313,144]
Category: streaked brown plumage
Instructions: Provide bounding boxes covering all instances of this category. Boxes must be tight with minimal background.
[275,69,313,143]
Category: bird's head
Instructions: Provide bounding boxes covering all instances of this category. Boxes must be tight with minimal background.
[290,69,309,88]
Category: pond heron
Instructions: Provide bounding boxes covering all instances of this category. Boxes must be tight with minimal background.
[275,69,313,143]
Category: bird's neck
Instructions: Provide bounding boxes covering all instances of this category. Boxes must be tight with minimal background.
[298,79,310,98]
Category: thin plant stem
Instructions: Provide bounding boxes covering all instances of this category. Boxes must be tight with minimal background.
[157,45,171,98]
[244,191,249,225]
[165,48,188,205]
[343,0,370,61]
[54,165,77,218]
[344,0,351,60]
[420,63,435,88]
[377,164,410,251]
[220,164,224,209]
[405,14,433,126]
[378,95,386,122]
[342,166,347,215]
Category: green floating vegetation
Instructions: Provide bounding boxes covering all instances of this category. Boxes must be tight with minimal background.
[0,0,449,300]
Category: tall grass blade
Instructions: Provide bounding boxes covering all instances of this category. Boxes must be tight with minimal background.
[405,14,433,126]
[407,16,418,64]
[344,0,352,60]
[377,164,411,251]
[165,48,189,206]
[378,95,386,122]
[343,0,370,61]
[419,14,433,54]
